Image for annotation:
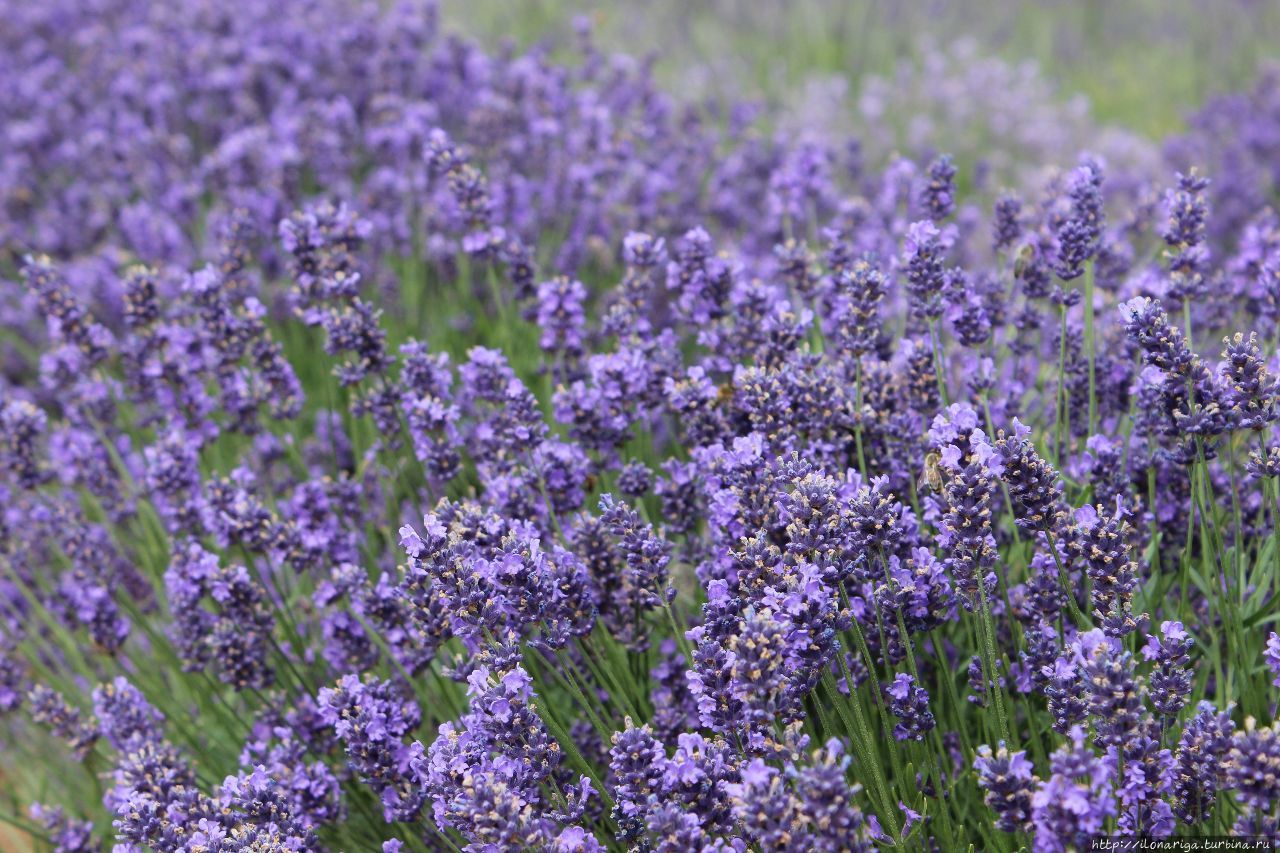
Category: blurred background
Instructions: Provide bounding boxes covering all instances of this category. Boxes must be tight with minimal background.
[443,0,1280,139]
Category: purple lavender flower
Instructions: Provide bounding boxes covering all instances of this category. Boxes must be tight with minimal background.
[608,720,666,842]
[1162,169,1211,302]
[937,430,999,607]
[423,658,582,848]
[1226,717,1280,835]
[728,758,810,850]
[1030,726,1115,852]
[1220,332,1278,431]
[833,256,887,360]
[1121,297,1226,442]
[0,399,48,489]
[1171,702,1233,824]
[648,639,698,741]
[993,192,1024,252]
[537,276,589,361]
[28,686,99,760]
[596,494,674,649]
[617,460,653,498]
[794,740,874,852]
[0,650,24,714]
[1266,632,1280,688]
[164,541,276,690]
[93,677,164,752]
[921,154,957,221]
[218,765,317,850]
[974,743,1037,833]
[21,255,112,366]
[239,713,343,830]
[29,804,95,852]
[902,220,947,322]
[995,419,1064,530]
[1075,630,1145,748]
[1044,656,1089,735]
[876,548,954,634]
[666,227,733,326]
[318,674,425,822]
[1116,734,1176,836]
[1053,160,1104,280]
[884,672,935,742]
[1071,503,1144,637]
[1141,620,1194,717]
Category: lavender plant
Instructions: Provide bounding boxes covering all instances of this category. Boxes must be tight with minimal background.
[3,1,1280,850]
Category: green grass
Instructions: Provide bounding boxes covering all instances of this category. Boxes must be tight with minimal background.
[442,0,1280,139]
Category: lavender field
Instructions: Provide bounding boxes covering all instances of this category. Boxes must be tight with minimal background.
[5,1,1280,850]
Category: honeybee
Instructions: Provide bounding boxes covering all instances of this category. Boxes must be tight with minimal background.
[1012,241,1037,279]
[918,451,944,493]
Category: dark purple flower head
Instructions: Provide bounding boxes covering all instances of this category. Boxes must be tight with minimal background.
[1044,654,1088,735]
[1226,717,1280,813]
[537,276,589,360]
[876,547,954,634]
[218,765,317,851]
[666,226,733,326]
[608,719,666,841]
[937,428,1000,607]
[1120,299,1227,443]
[993,192,1024,252]
[1030,725,1115,852]
[1121,297,1198,377]
[995,419,1064,530]
[29,804,95,852]
[1248,445,1280,479]
[1071,504,1144,637]
[834,256,886,359]
[1266,632,1280,688]
[596,493,674,649]
[616,460,653,498]
[921,154,957,221]
[902,220,947,322]
[884,672,935,742]
[774,238,820,302]
[1074,629,1146,748]
[1162,169,1211,300]
[1220,332,1278,430]
[1172,702,1233,824]
[1115,734,1176,836]
[279,201,371,311]
[93,677,164,752]
[165,541,276,690]
[29,686,99,761]
[122,265,161,331]
[0,399,48,489]
[423,658,579,847]
[793,739,873,852]
[728,757,808,850]
[974,742,1037,833]
[21,255,112,365]
[1141,620,1194,717]
[1053,160,1105,280]
[318,674,425,822]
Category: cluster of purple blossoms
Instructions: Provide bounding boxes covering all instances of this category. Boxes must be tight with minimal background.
[165,541,276,690]
[1052,160,1105,281]
[884,673,936,742]
[974,743,1037,833]
[317,675,426,822]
